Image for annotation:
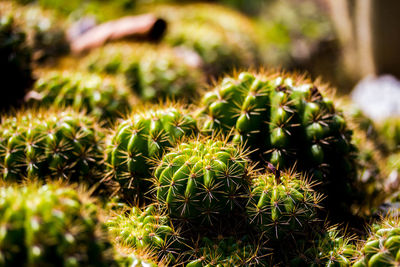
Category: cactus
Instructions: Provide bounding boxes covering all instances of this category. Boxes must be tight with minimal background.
[27,71,131,121]
[117,252,159,267]
[154,138,250,225]
[290,226,359,266]
[107,106,197,202]
[0,182,116,266]
[185,236,265,267]
[353,217,400,267]
[107,204,181,263]
[246,169,321,239]
[0,109,104,184]
[84,43,205,101]
[198,71,358,215]
[0,15,33,110]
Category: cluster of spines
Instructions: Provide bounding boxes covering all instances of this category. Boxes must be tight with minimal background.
[107,204,182,264]
[106,106,198,202]
[246,168,322,240]
[0,182,115,266]
[27,71,131,121]
[0,109,104,184]
[154,138,250,226]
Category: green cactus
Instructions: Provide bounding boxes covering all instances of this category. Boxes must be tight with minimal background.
[290,226,359,267]
[198,71,358,215]
[0,182,116,266]
[107,106,197,202]
[185,236,265,267]
[84,43,205,101]
[0,109,104,184]
[0,15,33,110]
[154,138,249,225]
[27,71,131,121]
[107,204,181,263]
[117,252,159,267]
[246,169,321,239]
[353,218,400,267]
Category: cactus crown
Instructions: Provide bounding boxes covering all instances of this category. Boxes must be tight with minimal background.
[155,137,250,225]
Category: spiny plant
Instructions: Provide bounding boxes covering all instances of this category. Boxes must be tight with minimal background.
[154,137,250,226]
[0,15,33,110]
[83,43,205,101]
[107,204,182,264]
[116,251,159,267]
[198,71,358,215]
[106,106,197,202]
[290,226,359,267]
[26,71,131,121]
[0,182,116,266]
[246,168,322,240]
[353,217,400,267]
[0,109,104,184]
[185,236,266,266]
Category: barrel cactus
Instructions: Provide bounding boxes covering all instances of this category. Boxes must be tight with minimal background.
[154,138,250,225]
[198,71,358,215]
[27,71,131,121]
[246,169,321,239]
[0,15,33,110]
[84,43,205,101]
[0,109,104,184]
[0,182,115,266]
[107,204,181,263]
[107,106,197,202]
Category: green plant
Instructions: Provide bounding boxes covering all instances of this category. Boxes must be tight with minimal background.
[0,109,104,184]
[107,106,197,202]
[0,182,115,266]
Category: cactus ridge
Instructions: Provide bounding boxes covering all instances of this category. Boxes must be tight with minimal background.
[246,168,322,240]
[155,137,250,225]
[0,109,104,184]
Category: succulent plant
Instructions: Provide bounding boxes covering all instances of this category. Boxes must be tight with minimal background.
[154,138,250,225]
[0,15,33,110]
[84,43,205,101]
[107,204,181,263]
[353,217,400,267]
[117,252,159,267]
[0,182,116,266]
[290,226,359,267]
[107,106,197,202]
[185,236,265,267]
[0,109,104,184]
[198,71,358,215]
[27,71,131,121]
[246,169,321,240]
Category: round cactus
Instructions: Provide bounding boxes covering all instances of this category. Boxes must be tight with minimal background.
[83,43,205,102]
[27,71,131,121]
[0,182,115,266]
[0,15,33,110]
[154,138,250,225]
[107,204,181,263]
[0,109,104,184]
[354,218,400,267]
[185,236,264,267]
[107,106,197,202]
[198,71,358,215]
[246,169,321,239]
[290,226,359,267]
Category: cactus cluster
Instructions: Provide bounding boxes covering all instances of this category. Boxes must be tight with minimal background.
[0,15,33,110]
[0,110,104,184]
[107,106,197,201]
[198,71,358,214]
[0,182,115,266]
[84,43,205,101]
[27,71,131,121]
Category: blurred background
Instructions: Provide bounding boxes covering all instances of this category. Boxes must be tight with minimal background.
[3,0,400,111]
